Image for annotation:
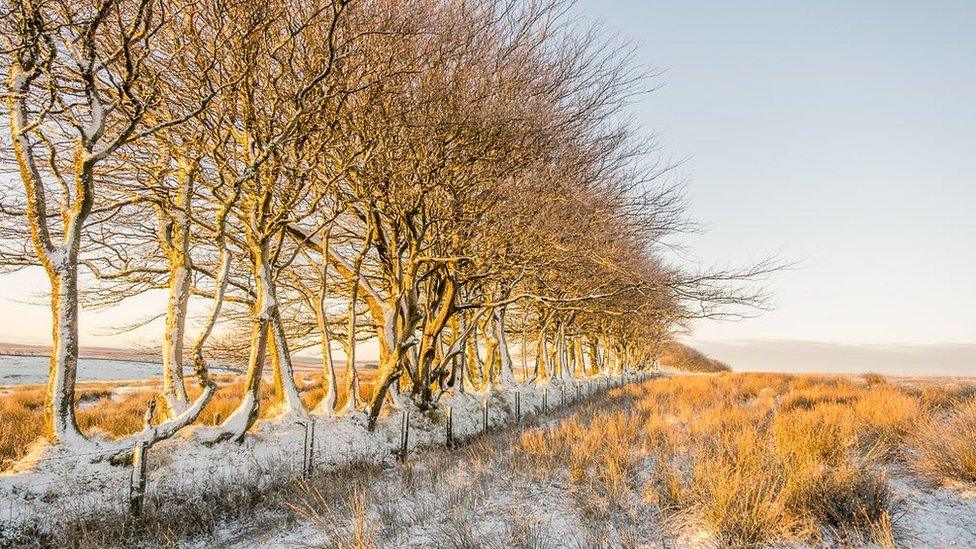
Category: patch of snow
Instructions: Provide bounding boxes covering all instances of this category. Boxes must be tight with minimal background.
[889,471,976,547]
[0,355,236,387]
[0,376,643,543]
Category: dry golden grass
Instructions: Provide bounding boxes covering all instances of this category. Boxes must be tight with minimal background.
[911,397,976,484]
[3,371,974,547]
[0,386,45,468]
[512,373,975,547]
[862,372,889,386]
[7,372,973,548]
[0,370,375,470]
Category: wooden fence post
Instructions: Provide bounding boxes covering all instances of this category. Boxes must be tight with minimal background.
[446,406,454,448]
[301,422,308,478]
[301,421,316,479]
[515,391,521,422]
[482,399,489,435]
[129,441,148,518]
[543,387,549,413]
[398,410,410,462]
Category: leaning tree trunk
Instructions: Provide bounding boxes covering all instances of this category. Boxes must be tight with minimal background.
[573,338,586,378]
[364,302,403,430]
[313,305,339,416]
[558,326,574,384]
[366,358,402,430]
[536,327,550,382]
[446,315,466,393]
[466,322,485,390]
[207,239,279,442]
[268,293,307,419]
[189,245,232,383]
[312,232,338,416]
[210,313,268,443]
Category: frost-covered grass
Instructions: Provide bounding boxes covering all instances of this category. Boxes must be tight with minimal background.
[0,375,621,547]
[251,373,976,549]
[3,373,975,548]
[911,397,976,484]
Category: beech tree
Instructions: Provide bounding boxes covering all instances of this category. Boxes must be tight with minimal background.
[0,0,777,455]
[0,0,227,444]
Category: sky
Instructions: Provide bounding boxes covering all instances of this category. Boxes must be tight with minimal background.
[0,1,974,375]
[569,0,976,373]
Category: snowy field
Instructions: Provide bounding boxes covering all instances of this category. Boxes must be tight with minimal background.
[0,375,633,546]
[2,372,974,548]
[0,355,245,387]
[0,355,173,386]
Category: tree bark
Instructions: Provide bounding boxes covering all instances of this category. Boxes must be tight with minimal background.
[342,283,360,414]
[494,306,516,387]
[46,265,84,443]
[9,63,90,444]
[161,258,191,416]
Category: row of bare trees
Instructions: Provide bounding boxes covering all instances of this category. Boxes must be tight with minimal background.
[0,0,771,451]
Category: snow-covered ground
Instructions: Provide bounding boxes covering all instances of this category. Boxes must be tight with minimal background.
[220,390,976,549]
[0,375,635,545]
[229,429,666,549]
[890,469,976,547]
[3,372,974,548]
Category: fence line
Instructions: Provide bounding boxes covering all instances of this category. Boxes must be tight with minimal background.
[1,372,656,529]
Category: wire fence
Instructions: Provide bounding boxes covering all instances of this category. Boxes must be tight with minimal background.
[0,372,655,538]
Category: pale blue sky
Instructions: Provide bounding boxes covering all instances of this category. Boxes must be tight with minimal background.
[575,1,976,358]
[1,1,973,374]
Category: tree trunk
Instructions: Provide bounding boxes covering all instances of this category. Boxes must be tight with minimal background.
[342,288,360,414]
[9,68,89,445]
[588,338,600,377]
[190,246,231,383]
[268,297,306,418]
[536,328,549,382]
[466,320,484,389]
[161,259,191,417]
[213,313,268,442]
[313,232,338,416]
[494,306,516,387]
[573,338,585,378]
[209,239,281,441]
[556,322,572,384]
[366,358,401,430]
[314,308,339,416]
[45,265,84,444]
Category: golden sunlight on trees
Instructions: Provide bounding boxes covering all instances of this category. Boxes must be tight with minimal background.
[0,0,772,456]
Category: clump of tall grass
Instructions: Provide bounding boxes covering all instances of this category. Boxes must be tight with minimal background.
[516,408,645,507]
[0,386,45,468]
[633,374,905,547]
[910,397,976,484]
[688,425,797,547]
[862,372,889,386]
[854,385,920,459]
